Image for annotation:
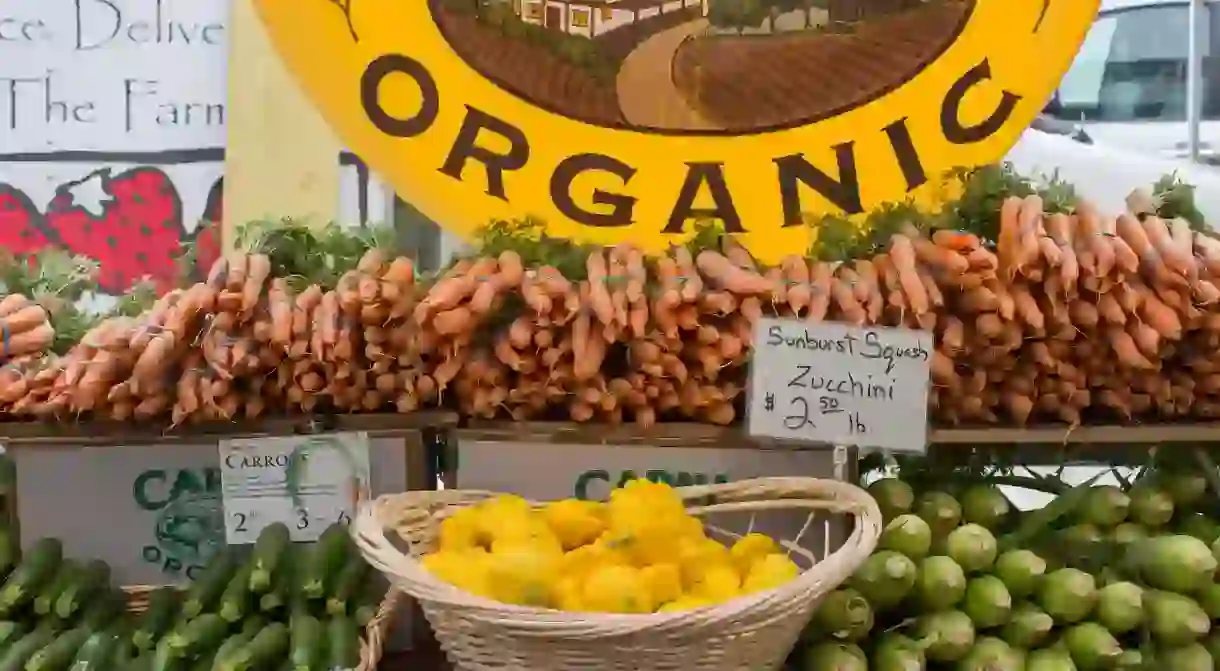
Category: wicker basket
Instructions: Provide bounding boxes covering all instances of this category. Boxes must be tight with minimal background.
[353,476,882,671]
[122,584,401,671]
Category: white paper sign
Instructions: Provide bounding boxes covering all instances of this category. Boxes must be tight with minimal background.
[220,432,371,544]
[747,319,933,453]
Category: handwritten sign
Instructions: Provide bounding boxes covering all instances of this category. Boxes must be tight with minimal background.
[219,432,371,544]
[747,318,932,453]
[0,0,230,154]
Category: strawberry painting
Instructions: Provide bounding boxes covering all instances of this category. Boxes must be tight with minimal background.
[193,178,224,278]
[0,185,52,257]
[43,168,186,294]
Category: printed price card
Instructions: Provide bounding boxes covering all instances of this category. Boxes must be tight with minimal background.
[747,319,933,453]
[220,432,371,544]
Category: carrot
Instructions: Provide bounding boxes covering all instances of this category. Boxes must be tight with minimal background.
[0,294,30,319]
[1045,213,1080,293]
[696,250,775,295]
[1143,216,1193,276]
[671,246,703,303]
[909,231,968,274]
[0,305,46,334]
[1128,321,1161,359]
[932,229,981,252]
[586,250,616,326]
[888,235,929,313]
[939,316,964,352]
[781,256,812,314]
[433,307,473,336]
[959,286,998,312]
[1137,293,1182,340]
[1011,284,1044,331]
[829,277,866,324]
[132,333,176,383]
[242,253,271,315]
[1,323,52,359]
[1016,196,1045,272]
[1107,327,1156,369]
[574,326,606,381]
[997,196,1023,278]
[807,262,832,322]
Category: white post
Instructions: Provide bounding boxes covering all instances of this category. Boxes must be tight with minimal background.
[1188,0,1204,162]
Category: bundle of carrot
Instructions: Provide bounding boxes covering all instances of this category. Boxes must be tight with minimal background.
[0,167,1218,428]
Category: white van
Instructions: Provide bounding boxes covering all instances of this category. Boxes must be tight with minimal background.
[1044,0,1220,162]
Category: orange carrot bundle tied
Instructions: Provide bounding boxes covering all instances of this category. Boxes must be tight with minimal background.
[4,175,1220,429]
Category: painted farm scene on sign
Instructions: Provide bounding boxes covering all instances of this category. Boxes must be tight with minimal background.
[432,0,973,131]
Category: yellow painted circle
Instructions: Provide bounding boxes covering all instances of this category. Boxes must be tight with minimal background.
[255,0,1098,262]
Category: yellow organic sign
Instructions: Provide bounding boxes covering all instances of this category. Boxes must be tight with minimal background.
[255,0,1098,261]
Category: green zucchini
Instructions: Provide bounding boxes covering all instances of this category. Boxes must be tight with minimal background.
[216,623,288,671]
[237,618,267,640]
[182,550,236,619]
[247,524,291,594]
[1,540,65,616]
[128,653,154,671]
[68,630,121,671]
[0,626,58,671]
[323,559,369,617]
[131,588,180,653]
[32,562,79,617]
[0,623,28,654]
[207,631,256,671]
[324,618,359,671]
[24,626,90,671]
[217,559,255,624]
[54,560,110,620]
[351,578,383,628]
[154,615,228,671]
[78,589,124,632]
[207,629,257,671]
[288,615,323,671]
[0,529,21,580]
[258,545,295,614]
[301,526,350,600]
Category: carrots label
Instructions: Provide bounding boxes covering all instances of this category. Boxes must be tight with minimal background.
[252,0,1097,261]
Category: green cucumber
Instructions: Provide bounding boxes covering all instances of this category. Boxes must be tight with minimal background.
[54,560,110,620]
[24,626,90,671]
[0,530,21,581]
[0,623,28,655]
[32,562,79,617]
[0,539,62,615]
[154,615,228,671]
[324,559,369,617]
[288,615,323,671]
[351,578,383,628]
[324,618,359,671]
[129,653,154,671]
[217,623,288,671]
[78,589,125,632]
[0,626,58,671]
[208,631,256,671]
[217,559,255,624]
[258,546,295,613]
[237,618,267,640]
[302,526,350,600]
[69,630,121,671]
[131,587,180,653]
[247,524,291,594]
[182,550,236,619]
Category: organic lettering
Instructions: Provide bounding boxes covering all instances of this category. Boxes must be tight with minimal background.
[438,106,530,201]
[663,163,742,234]
[550,153,637,227]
